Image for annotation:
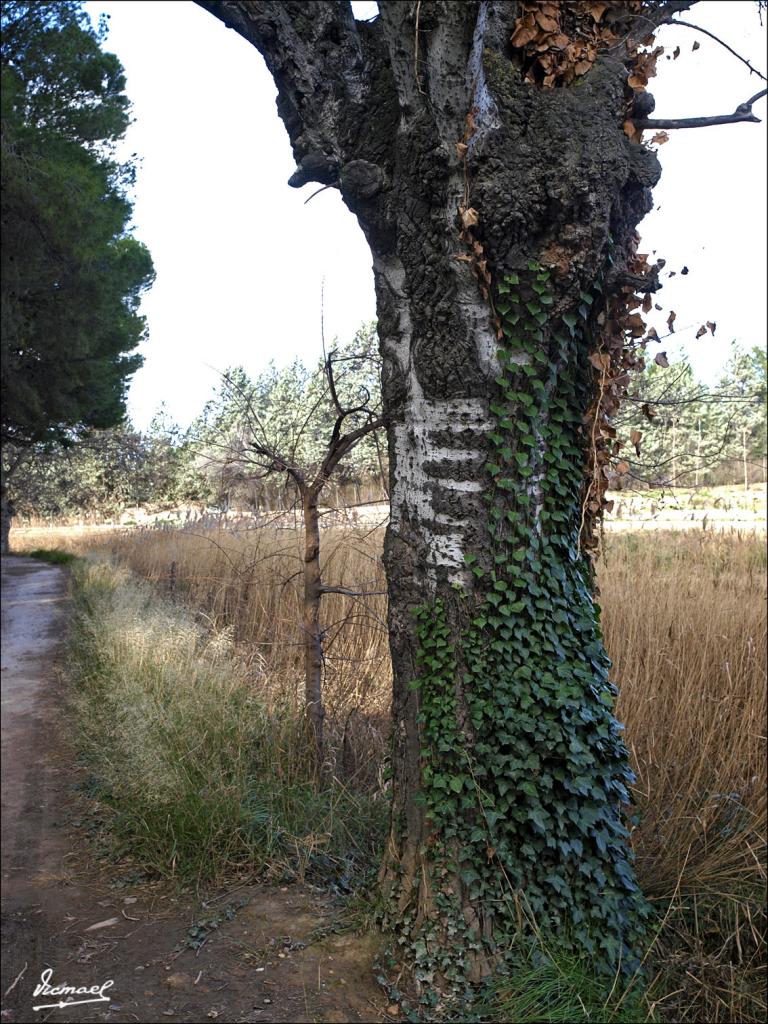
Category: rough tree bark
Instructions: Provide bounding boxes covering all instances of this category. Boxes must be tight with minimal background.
[197,0,701,995]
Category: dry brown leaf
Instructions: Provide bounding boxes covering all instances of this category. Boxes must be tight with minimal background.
[626,312,646,337]
[616,461,631,474]
[692,40,701,51]
[460,206,479,229]
[651,131,669,145]
[642,292,653,313]
[535,11,559,32]
[654,351,669,368]
[672,46,680,59]
[456,142,468,160]
[589,352,611,371]
[695,325,707,339]
[511,23,538,47]
[641,402,656,422]
[707,320,717,335]
[630,429,642,455]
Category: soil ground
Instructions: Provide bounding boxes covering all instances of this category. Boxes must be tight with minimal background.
[0,557,393,1024]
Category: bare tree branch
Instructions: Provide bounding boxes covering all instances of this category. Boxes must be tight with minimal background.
[663,19,767,81]
[636,89,767,130]
[319,584,387,597]
[311,412,386,498]
[246,441,306,490]
[623,0,698,46]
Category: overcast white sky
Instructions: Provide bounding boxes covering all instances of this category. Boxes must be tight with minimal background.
[84,0,767,431]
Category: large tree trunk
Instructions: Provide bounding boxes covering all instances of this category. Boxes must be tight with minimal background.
[198,0,694,993]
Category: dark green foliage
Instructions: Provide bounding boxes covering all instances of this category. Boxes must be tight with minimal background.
[6,323,385,522]
[26,547,76,564]
[410,262,648,994]
[6,416,197,520]
[1,1,154,448]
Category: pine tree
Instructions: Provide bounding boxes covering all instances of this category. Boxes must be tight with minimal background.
[1,1,154,549]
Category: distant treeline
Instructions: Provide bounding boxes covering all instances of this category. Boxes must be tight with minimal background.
[6,333,765,522]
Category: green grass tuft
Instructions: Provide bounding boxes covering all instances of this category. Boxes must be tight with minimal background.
[27,547,77,564]
[469,940,653,1023]
[67,558,386,886]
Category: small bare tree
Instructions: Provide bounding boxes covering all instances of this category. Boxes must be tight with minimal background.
[204,346,385,767]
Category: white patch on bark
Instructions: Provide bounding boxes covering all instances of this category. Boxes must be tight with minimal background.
[426,533,468,569]
[413,397,492,430]
[456,284,501,379]
[373,253,417,386]
[506,349,533,365]
[433,478,484,493]
[433,512,469,527]
[467,2,500,151]
[375,250,491,587]
[391,395,490,586]
[428,447,484,462]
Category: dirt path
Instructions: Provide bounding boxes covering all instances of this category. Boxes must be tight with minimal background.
[1,557,392,1024]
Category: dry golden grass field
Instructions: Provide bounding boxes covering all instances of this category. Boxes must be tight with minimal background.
[9,518,767,1022]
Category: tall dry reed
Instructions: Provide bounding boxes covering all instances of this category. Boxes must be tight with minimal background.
[601,531,766,1022]
[12,521,767,1020]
